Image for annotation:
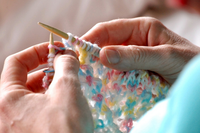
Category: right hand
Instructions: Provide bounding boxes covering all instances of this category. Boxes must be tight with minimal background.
[82,17,200,85]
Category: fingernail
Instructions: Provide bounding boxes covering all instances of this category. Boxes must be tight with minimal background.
[105,49,121,64]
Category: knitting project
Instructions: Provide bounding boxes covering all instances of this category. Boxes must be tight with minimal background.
[43,33,170,133]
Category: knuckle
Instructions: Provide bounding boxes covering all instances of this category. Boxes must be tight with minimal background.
[94,22,105,29]
[54,55,80,77]
[147,17,163,26]
[144,17,169,45]
[164,45,175,54]
[64,49,77,58]
[127,46,145,64]
[145,17,165,31]
[57,54,79,65]
[4,55,14,65]
[142,17,161,25]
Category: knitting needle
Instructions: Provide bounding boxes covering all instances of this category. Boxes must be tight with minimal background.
[42,33,55,89]
[38,22,101,57]
[38,22,69,40]
[49,32,55,70]
[47,33,55,83]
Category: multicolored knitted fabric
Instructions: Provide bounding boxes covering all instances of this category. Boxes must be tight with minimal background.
[43,33,170,133]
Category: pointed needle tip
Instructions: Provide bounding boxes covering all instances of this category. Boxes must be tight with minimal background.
[49,33,55,54]
[37,22,69,40]
[37,22,47,28]
[37,22,42,25]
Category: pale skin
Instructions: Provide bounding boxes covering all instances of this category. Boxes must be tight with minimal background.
[0,17,200,132]
[82,17,200,85]
[0,42,94,133]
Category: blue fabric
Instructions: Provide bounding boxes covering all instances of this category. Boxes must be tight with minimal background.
[130,54,200,133]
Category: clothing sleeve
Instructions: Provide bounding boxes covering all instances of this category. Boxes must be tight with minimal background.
[130,54,200,133]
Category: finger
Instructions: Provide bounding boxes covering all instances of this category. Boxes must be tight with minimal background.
[1,42,64,89]
[100,44,184,83]
[47,49,81,102]
[26,69,46,93]
[81,17,171,48]
[100,45,164,70]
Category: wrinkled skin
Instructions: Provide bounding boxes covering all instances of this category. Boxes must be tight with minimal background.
[1,17,200,133]
[0,42,94,133]
[82,17,200,85]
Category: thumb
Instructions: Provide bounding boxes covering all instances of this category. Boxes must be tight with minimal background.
[100,45,172,72]
[47,49,81,101]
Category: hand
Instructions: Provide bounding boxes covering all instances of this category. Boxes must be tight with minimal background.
[82,17,200,84]
[0,42,93,133]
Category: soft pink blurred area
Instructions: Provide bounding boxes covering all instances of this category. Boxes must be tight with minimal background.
[0,0,200,74]
[165,0,200,13]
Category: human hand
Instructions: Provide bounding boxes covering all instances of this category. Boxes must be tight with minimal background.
[82,17,200,85]
[0,42,93,133]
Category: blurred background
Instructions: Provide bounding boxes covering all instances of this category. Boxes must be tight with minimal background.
[1,0,200,74]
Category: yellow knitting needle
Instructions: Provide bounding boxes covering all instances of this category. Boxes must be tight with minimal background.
[49,32,55,70]
[39,22,84,46]
[38,22,101,57]
[38,22,69,40]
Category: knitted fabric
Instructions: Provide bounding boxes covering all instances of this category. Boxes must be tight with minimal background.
[43,33,170,133]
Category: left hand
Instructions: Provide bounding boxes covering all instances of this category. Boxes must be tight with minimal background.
[0,42,94,133]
